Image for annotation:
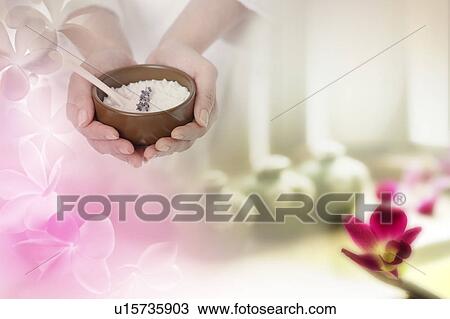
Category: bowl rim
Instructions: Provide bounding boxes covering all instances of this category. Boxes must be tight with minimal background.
[92,64,196,117]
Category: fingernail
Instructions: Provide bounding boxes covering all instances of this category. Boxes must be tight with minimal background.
[199,109,209,127]
[106,132,119,140]
[172,132,184,140]
[128,158,141,168]
[78,110,88,127]
[157,144,170,152]
[120,145,133,155]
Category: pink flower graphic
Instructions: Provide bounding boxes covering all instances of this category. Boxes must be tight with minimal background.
[0,139,61,233]
[6,0,123,58]
[115,242,181,296]
[15,214,115,294]
[0,21,61,101]
[25,85,72,138]
[8,85,73,161]
[342,206,421,278]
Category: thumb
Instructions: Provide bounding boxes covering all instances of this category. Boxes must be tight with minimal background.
[67,73,95,128]
[193,62,217,128]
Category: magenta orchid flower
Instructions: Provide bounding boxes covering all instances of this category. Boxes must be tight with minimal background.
[342,206,421,278]
[15,214,115,294]
[0,21,61,101]
[416,196,437,216]
[375,179,398,201]
[114,242,181,296]
[0,139,61,233]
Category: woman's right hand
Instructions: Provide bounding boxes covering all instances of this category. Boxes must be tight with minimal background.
[66,49,145,168]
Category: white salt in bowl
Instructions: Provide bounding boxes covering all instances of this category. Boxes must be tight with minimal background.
[92,64,196,146]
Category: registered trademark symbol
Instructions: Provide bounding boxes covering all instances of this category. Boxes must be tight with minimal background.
[393,192,406,206]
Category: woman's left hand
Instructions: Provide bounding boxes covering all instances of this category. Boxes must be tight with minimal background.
[144,40,218,160]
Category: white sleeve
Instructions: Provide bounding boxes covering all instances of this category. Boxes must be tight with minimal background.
[64,0,124,21]
[237,0,272,18]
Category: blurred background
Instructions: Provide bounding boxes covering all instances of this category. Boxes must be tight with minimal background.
[164,0,450,299]
[0,0,448,298]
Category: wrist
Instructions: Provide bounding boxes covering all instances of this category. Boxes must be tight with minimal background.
[158,37,204,54]
[84,48,135,76]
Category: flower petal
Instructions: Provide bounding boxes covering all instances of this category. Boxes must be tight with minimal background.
[71,252,111,294]
[77,219,115,259]
[59,24,100,58]
[0,195,34,233]
[42,0,65,23]
[14,237,66,265]
[38,248,71,281]
[5,6,49,29]
[140,265,182,291]
[0,23,14,56]
[383,240,411,266]
[401,227,422,245]
[14,25,41,57]
[370,206,408,241]
[19,139,47,189]
[46,213,80,244]
[341,249,382,271]
[344,217,377,251]
[137,242,178,275]
[0,54,11,71]
[24,192,58,231]
[4,107,41,138]
[42,137,74,169]
[0,65,30,101]
[27,85,52,126]
[64,5,115,21]
[46,157,63,194]
[0,170,40,200]
[22,48,62,75]
[50,106,73,134]
[417,196,436,216]
[390,269,399,278]
[375,180,398,200]
[434,177,450,193]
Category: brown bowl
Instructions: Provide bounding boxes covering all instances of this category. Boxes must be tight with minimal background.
[92,64,196,146]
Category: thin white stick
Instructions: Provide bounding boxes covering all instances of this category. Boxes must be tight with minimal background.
[50,51,135,109]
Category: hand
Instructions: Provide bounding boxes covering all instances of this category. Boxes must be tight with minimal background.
[144,40,218,160]
[66,49,145,168]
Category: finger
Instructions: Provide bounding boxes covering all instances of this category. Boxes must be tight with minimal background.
[174,140,194,153]
[193,61,217,128]
[88,139,135,156]
[80,121,120,141]
[154,143,191,158]
[143,145,158,160]
[171,122,207,141]
[67,73,94,128]
[143,139,193,160]
[155,137,177,152]
[209,100,219,125]
[157,139,193,154]
[89,140,143,167]
[110,153,144,168]
[167,140,193,153]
